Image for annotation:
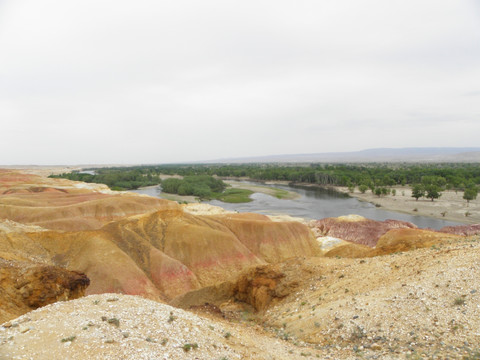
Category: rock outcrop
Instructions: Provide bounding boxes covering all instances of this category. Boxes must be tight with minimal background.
[324,227,461,258]
[439,223,480,236]
[313,215,417,247]
[0,259,89,323]
[232,261,305,312]
[173,258,314,313]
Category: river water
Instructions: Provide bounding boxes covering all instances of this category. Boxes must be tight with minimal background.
[132,181,460,230]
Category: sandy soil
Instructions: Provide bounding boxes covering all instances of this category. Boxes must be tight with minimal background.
[334,186,479,225]
[225,180,300,200]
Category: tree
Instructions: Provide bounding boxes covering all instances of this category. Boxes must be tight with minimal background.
[421,176,445,202]
[161,178,182,193]
[347,182,355,193]
[425,184,442,202]
[411,184,424,201]
[358,184,368,194]
[463,187,478,206]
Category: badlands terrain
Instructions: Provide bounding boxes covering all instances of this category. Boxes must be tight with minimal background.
[0,169,479,359]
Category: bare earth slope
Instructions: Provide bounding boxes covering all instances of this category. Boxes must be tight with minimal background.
[1,236,479,359]
[0,170,320,322]
[0,169,177,231]
[0,293,315,360]
[261,235,480,359]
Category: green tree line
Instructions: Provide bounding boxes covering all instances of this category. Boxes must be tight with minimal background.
[51,163,480,203]
[49,169,161,190]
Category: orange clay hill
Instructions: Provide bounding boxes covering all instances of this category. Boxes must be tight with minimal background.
[0,169,177,231]
[0,170,319,322]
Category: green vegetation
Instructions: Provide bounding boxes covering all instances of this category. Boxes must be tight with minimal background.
[453,297,466,306]
[51,163,480,203]
[49,169,161,190]
[411,184,424,201]
[161,175,254,202]
[167,311,176,323]
[463,183,478,205]
[410,176,446,202]
[270,187,291,199]
[182,343,198,352]
[160,176,254,202]
[144,163,479,191]
[161,175,226,200]
[107,317,120,327]
[216,188,253,203]
[60,336,76,343]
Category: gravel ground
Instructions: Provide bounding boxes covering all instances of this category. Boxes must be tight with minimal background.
[263,235,480,359]
[0,294,318,360]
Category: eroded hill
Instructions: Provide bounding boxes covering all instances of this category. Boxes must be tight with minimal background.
[0,170,319,322]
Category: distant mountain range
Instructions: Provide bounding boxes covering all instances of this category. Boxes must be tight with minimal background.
[206,147,480,163]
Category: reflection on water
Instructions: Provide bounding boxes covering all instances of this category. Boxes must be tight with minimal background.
[132,181,461,230]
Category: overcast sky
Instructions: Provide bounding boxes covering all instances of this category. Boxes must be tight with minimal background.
[1,0,479,165]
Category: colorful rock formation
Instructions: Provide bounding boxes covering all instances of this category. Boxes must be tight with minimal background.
[439,224,480,236]
[0,170,320,322]
[0,259,89,323]
[0,169,177,231]
[313,215,417,247]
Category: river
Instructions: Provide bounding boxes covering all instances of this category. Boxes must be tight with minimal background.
[132,181,460,230]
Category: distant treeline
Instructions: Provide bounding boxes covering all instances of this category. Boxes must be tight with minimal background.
[49,169,161,190]
[49,171,253,202]
[51,163,480,192]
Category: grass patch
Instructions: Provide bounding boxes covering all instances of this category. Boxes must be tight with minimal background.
[271,188,291,199]
[224,181,300,200]
[215,188,253,203]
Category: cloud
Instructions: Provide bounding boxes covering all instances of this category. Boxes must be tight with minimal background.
[0,0,479,164]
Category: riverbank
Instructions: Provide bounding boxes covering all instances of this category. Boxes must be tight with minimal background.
[279,181,479,225]
[333,185,479,225]
[224,180,300,200]
[222,178,479,225]
[136,179,478,225]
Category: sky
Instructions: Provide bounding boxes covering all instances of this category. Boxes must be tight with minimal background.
[1,0,480,165]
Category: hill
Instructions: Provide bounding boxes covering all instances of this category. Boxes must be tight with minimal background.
[207,147,480,163]
[0,169,479,359]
